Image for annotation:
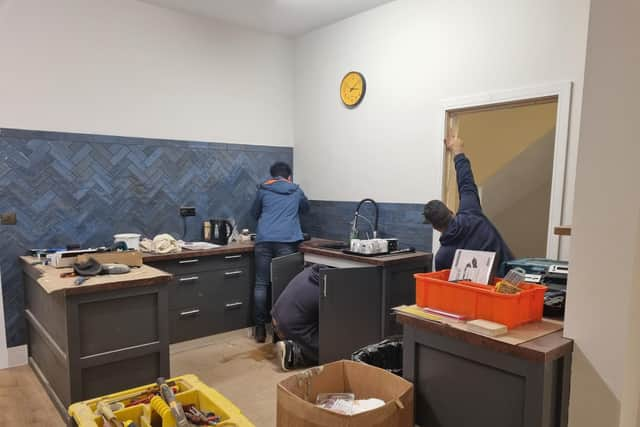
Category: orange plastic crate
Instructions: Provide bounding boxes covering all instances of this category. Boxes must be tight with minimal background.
[414,270,547,328]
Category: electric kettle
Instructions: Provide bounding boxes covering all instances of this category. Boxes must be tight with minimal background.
[203,219,233,245]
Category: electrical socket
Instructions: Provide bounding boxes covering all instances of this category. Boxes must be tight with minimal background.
[1,212,17,225]
[180,206,196,217]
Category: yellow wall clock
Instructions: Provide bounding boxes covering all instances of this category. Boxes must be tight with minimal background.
[340,71,366,108]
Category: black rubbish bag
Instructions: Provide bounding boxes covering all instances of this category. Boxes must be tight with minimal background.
[351,336,403,376]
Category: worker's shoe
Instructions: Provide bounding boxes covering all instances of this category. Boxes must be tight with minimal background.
[276,340,305,371]
[255,324,266,343]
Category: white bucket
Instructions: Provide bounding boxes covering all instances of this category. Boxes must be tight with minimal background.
[113,233,141,250]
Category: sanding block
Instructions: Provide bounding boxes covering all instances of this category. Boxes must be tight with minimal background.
[466,319,508,337]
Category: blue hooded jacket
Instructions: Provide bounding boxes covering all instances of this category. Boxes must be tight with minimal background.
[435,154,514,271]
[251,178,310,243]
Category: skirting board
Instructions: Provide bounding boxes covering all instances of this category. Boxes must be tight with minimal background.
[1,344,28,369]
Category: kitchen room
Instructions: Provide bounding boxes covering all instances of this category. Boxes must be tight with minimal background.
[0,0,638,426]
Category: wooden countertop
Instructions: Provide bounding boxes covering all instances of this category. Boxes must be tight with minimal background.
[142,241,255,262]
[299,239,433,267]
[142,238,432,267]
[20,256,172,296]
[396,311,573,363]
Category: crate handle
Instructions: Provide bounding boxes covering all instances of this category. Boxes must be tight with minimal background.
[225,255,243,260]
[178,259,199,264]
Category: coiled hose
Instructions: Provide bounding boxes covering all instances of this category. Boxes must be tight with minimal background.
[150,395,173,424]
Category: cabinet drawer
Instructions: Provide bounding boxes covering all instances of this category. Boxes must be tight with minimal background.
[148,252,251,275]
[207,253,251,272]
[219,299,252,332]
[169,306,214,343]
[169,272,215,310]
[213,268,252,302]
[150,257,215,275]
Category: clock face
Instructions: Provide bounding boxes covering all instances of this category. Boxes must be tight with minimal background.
[340,71,366,108]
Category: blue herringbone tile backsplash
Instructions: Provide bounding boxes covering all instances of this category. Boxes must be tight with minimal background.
[0,128,292,347]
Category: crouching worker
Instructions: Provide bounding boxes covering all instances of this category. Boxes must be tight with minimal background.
[272,264,323,371]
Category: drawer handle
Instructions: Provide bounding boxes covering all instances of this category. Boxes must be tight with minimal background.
[179,276,199,283]
[224,270,243,278]
[178,259,199,264]
[224,255,242,260]
[225,302,243,309]
[179,309,200,317]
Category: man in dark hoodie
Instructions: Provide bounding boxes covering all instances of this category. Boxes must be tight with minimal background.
[251,161,310,343]
[424,134,514,271]
[272,263,321,371]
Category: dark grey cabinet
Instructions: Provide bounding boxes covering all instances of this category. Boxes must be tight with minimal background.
[398,313,573,427]
[147,251,254,343]
[318,267,382,363]
[21,260,171,421]
[271,253,423,364]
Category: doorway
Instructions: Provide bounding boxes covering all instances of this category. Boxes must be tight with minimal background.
[437,83,572,260]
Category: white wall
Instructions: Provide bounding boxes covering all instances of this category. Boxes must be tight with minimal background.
[564,0,640,425]
[0,0,294,147]
[294,0,590,259]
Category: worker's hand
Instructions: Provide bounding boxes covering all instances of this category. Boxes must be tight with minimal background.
[445,132,464,156]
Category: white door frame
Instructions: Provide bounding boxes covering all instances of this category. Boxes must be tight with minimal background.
[433,82,573,260]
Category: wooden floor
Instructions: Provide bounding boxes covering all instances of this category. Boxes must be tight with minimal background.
[0,328,294,427]
[0,364,65,426]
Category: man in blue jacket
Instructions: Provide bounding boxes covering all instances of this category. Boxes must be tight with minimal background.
[251,162,309,343]
[424,135,514,271]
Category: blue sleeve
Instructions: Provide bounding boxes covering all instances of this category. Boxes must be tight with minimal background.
[298,189,310,214]
[251,188,263,220]
[454,154,482,214]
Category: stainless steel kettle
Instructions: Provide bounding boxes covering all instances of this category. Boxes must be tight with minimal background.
[203,219,233,245]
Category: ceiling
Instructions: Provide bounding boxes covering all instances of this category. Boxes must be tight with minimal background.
[140,0,397,37]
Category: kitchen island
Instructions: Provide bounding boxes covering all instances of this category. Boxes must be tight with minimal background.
[20,257,172,421]
[397,311,573,427]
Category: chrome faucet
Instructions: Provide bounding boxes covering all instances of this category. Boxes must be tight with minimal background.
[350,198,379,240]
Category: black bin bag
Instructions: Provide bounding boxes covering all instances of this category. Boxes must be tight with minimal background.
[351,336,403,376]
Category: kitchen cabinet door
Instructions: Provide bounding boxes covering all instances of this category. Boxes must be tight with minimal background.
[319,267,382,364]
[271,252,305,307]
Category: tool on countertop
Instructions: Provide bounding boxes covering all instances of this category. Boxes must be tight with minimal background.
[59,270,90,285]
[495,267,526,294]
[380,247,416,256]
[157,377,190,427]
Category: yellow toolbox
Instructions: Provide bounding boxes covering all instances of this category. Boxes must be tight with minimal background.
[68,374,254,427]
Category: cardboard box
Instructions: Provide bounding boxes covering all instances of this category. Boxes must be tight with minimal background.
[277,360,414,427]
[76,251,143,267]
